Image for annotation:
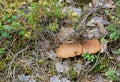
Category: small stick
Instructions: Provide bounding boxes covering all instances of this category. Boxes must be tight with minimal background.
[7,45,29,77]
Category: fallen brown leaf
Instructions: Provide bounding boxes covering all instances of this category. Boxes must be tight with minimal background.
[58,27,74,42]
[83,28,101,39]
[104,0,116,8]
[92,0,103,7]
[100,38,109,53]
[96,21,108,36]
[87,16,110,27]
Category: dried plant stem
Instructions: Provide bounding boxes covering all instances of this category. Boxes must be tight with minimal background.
[87,52,107,73]
[62,7,102,42]
[7,45,29,78]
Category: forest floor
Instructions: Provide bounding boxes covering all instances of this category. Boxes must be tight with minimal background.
[0,0,120,82]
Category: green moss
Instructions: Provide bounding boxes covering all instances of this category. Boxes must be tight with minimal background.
[68,67,78,80]
[91,57,110,74]
[25,68,32,75]
[48,68,56,75]
[38,59,44,65]
[0,60,4,69]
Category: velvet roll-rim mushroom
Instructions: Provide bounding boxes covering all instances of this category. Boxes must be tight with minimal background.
[82,39,101,54]
[56,43,82,58]
[56,39,101,58]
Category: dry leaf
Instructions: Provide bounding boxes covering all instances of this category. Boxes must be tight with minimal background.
[106,0,113,4]
[96,21,108,36]
[100,42,107,53]
[46,50,57,59]
[117,56,120,62]
[104,0,116,8]
[92,0,103,7]
[83,28,101,39]
[66,0,73,3]
[92,0,115,8]
[100,38,108,53]
[95,74,104,82]
[58,27,74,42]
[55,60,70,73]
[73,63,83,72]
[87,17,110,27]
[50,75,60,82]
[68,6,82,16]
[87,17,109,36]
[61,78,71,82]
[55,61,65,73]
[18,74,30,81]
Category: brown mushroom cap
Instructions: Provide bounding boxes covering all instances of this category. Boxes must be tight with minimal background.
[56,43,82,58]
[82,39,101,54]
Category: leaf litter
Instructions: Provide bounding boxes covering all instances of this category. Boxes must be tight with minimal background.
[1,0,120,82]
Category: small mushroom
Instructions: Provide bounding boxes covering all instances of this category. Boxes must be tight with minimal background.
[82,39,101,54]
[56,43,82,58]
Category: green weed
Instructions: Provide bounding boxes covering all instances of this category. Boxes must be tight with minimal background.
[117,0,120,17]
[114,48,120,55]
[68,66,77,80]
[105,68,119,81]
[47,19,59,31]
[0,48,6,54]
[82,52,96,62]
[107,24,120,41]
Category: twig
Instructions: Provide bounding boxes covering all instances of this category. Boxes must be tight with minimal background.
[77,52,106,80]
[87,52,106,73]
[87,52,101,72]
[62,7,101,42]
[7,45,29,77]
[105,50,113,59]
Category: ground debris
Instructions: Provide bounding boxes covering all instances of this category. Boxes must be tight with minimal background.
[58,27,74,42]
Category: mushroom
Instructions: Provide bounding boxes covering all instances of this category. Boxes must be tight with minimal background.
[56,39,101,58]
[82,39,101,54]
[56,43,82,58]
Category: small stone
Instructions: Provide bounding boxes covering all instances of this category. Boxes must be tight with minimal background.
[61,78,71,82]
[50,75,60,82]
[18,74,30,81]
[56,61,64,73]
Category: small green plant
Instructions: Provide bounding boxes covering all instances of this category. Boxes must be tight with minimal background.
[105,10,116,22]
[40,0,65,17]
[105,68,119,81]
[5,14,18,23]
[105,0,120,41]
[28,2,40,27]
[47,19,59,31]
[91,56,110,74]
[107,24,120,41]
[68,66,77,80]
[0,14,27,39]
[0,48,6,54]
[82,52,96,62]
[100,37,109,43]
[114,48,120,55]
[0,22,10,38]
[117,0,120,17]
[38,59,44,65]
